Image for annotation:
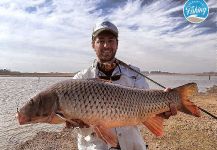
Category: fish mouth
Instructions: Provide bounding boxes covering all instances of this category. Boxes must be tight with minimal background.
[16,112,30,125]
[16,112,50,125]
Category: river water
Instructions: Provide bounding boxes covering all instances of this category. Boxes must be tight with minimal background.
[0,75,216,149]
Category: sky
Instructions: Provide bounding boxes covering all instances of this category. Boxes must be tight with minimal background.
[0,0,216,73]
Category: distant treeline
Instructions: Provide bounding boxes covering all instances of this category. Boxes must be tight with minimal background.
[142,71,217,76]
[142,71,181,75]
[1,69,216,77]
[0,69,20,74]
[0,69,75,77]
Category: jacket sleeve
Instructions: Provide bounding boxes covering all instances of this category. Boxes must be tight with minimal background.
[134,71,149,90]
[73,70,87,79]
[73,68,96,79]
[129,65,149,90]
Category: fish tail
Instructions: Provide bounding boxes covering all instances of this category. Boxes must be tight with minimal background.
[174,83,201,117]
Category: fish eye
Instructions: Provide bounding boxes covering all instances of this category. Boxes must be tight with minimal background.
[29,99,34,105]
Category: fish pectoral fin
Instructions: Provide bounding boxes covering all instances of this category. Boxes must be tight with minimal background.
[142,115,164,137]
[93,125,118,147]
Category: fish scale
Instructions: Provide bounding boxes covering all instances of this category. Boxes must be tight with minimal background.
[66,79,144,120]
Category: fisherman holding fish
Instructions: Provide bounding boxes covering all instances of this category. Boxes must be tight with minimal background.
[72,21,177,150]
[17,21,201,150]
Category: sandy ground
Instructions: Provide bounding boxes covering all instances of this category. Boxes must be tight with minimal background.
[14,86,217,150]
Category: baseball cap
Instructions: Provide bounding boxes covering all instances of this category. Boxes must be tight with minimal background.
[92,21,118,38]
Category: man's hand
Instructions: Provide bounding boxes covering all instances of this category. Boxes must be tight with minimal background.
[162,103,177,119]
[160,88,178,119]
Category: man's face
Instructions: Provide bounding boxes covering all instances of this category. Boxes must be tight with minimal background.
[92,31,118,63]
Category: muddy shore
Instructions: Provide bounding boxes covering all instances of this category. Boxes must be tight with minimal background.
[13,86,217,150]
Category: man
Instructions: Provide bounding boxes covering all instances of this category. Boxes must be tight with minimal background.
[73,21,176,150]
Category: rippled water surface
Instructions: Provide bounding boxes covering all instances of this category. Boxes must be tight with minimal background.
[0,77,69,149]
[0,75,216,149]
[147,74,217,91]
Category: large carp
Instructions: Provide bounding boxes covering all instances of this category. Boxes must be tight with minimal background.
[17,79,200,146]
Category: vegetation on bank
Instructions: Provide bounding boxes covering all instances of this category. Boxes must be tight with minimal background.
[0,69,75,77]
[0,69,20,74]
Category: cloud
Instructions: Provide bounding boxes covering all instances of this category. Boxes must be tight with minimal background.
[0,0,216,73]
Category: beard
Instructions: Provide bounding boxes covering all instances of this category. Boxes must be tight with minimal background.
[97,49,117,63]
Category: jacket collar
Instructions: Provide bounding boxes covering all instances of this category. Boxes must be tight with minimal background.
[91,59,122,77]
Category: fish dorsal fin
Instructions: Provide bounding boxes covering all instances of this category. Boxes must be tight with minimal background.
[142,115,164,136]
[93,125,118,147]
